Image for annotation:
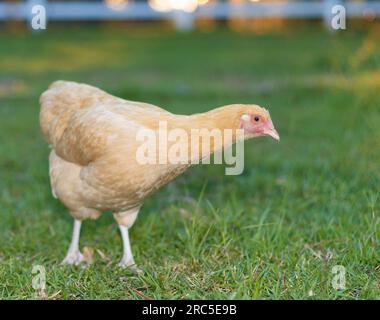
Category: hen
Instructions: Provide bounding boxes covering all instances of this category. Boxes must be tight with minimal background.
[40,81,279,271]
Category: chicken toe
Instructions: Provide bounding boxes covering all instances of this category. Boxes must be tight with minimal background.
[61,250,85,266]
[118,261,143,275]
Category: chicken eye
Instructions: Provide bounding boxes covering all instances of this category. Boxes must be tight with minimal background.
[254,116,260,122]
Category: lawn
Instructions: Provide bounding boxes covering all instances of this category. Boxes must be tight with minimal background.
[0,23,379,299]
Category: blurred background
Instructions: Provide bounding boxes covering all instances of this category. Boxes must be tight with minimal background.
[0,0,380,299]
[1,0,380,31]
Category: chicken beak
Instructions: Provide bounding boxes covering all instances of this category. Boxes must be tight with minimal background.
[264,120,280,141]
[267,128,280,141]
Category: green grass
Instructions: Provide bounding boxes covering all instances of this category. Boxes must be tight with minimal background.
[0,23,380,299]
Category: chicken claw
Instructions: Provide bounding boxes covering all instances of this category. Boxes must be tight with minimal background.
[61,250,85,266]
[118,261,143,275]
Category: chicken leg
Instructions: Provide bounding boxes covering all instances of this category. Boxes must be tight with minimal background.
[61,219,85,265]
[118,226,136,266]
[114,208,142,274]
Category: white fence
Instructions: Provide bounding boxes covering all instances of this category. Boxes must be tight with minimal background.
[0,0,379,30]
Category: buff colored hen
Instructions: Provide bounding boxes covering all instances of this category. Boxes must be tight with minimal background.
[40,81,279,272]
